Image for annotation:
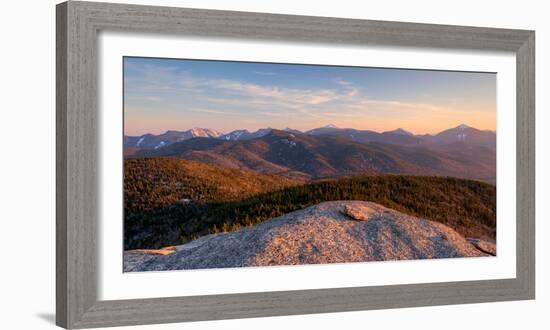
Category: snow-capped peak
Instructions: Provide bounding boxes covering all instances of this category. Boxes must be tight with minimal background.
[253,128,272,137]
[452,125,470,141]
[220,129,249,141]
[153,141,166,149]
[136,137,145,147]
[189,127,222,138]
[231,130,246,138]
[324,124,337,128]
[205,128,222,137]
[190,128,206,137]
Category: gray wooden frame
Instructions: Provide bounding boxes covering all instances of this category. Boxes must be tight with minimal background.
[56,1,535,328]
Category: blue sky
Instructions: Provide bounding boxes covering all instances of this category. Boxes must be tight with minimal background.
[124,57,496,136]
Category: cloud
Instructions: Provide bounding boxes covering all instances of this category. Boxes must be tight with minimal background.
[189,108,227,115]
[335,78,353,86]
[186,78,342,106]
[189,108,241,115]
[257,111,291,117]
[125,62,480,131]
[253,71,277,76]
[127,63,346,104]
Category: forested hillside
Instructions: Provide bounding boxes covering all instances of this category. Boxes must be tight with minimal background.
[124,157,301,212]
[124,159,496,250]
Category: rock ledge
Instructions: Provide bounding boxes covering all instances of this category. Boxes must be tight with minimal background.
[124,201,495,272]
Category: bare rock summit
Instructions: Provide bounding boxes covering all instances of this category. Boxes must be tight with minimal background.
[124,201,495,272]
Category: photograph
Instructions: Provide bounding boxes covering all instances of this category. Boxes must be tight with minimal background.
[122,56,497,272]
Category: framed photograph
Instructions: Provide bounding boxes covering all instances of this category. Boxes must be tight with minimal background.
[56,1,535,328]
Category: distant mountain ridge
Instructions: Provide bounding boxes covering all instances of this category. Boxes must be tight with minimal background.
[129,128,496,183]
[426,124,496,148]
[219,128,272,141]
[124,128,222,151]
[384,128,414,136]
[125,124,496,151]
[306,126,424,146]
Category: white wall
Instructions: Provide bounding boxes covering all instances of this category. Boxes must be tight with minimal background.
[0,0,547,329]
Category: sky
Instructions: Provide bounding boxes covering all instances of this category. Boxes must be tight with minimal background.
[124,57,496,136]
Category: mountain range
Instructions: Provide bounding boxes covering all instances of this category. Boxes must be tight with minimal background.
[125,125,496,183]
[125,124,495,151]
[124,128,222,151]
